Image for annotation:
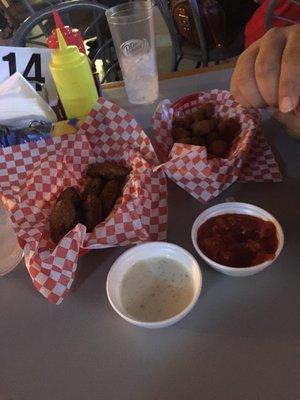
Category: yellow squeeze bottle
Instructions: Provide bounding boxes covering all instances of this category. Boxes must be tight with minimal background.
[49,28,98,119]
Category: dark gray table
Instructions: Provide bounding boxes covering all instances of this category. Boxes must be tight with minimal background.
[1,68,300,400]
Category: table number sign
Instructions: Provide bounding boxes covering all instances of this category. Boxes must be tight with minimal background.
[0,46,57,105]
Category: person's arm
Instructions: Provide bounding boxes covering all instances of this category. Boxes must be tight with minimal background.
[230,25,300,139]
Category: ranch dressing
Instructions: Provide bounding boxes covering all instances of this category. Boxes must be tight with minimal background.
[120,257,194,322]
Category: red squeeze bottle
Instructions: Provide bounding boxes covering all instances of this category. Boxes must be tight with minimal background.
[47,11,86,54]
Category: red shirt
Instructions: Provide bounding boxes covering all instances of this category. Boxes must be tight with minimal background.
[244,0,300,48]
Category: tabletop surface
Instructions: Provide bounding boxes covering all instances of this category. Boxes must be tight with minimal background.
[1,67,300,400]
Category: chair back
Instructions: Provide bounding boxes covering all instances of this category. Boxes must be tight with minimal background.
[155,0,182,55]
[156,0,208,63]
[188,0,208,64]
[12,1,119,83]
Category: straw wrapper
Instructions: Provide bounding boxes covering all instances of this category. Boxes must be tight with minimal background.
[0,98,167,304]
[153,90,282,202]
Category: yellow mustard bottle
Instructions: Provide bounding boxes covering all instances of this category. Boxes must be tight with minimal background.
[50,28,98,119]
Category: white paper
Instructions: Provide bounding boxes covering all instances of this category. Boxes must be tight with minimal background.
[0,72,57,126]
[0,46,57,106]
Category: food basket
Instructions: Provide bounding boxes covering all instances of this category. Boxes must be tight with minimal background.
[152,90,282,202]
[0,98,167,304]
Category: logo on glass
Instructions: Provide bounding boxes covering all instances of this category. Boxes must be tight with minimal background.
[120,39,149,57]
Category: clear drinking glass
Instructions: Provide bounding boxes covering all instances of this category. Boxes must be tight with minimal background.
[106,1,159,105]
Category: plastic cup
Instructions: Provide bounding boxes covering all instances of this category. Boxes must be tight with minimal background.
[106,1,159,105]
[0,201,23,276]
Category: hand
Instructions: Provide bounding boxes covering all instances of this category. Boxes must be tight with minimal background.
[230,25,300,139]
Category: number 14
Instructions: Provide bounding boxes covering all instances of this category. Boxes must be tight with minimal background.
[2,52,45,91]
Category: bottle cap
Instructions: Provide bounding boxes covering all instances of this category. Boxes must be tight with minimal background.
[47,11,86,54]
[50,28,84,67]
[53,10,64,29]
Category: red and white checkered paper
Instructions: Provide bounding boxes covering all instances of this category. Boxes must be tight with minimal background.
[152,90,282,202]
[0,98,167,304]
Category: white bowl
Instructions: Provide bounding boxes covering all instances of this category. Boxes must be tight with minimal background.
[191,202,284,277]
[106,242,202,328]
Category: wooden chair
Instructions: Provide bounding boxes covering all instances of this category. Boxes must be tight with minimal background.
[156,0,245,71]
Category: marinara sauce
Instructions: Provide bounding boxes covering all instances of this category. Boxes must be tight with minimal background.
[197,214,278,268]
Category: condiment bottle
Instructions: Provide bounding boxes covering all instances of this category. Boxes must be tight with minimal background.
[49,28,98,119]
[47,11,86,54]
